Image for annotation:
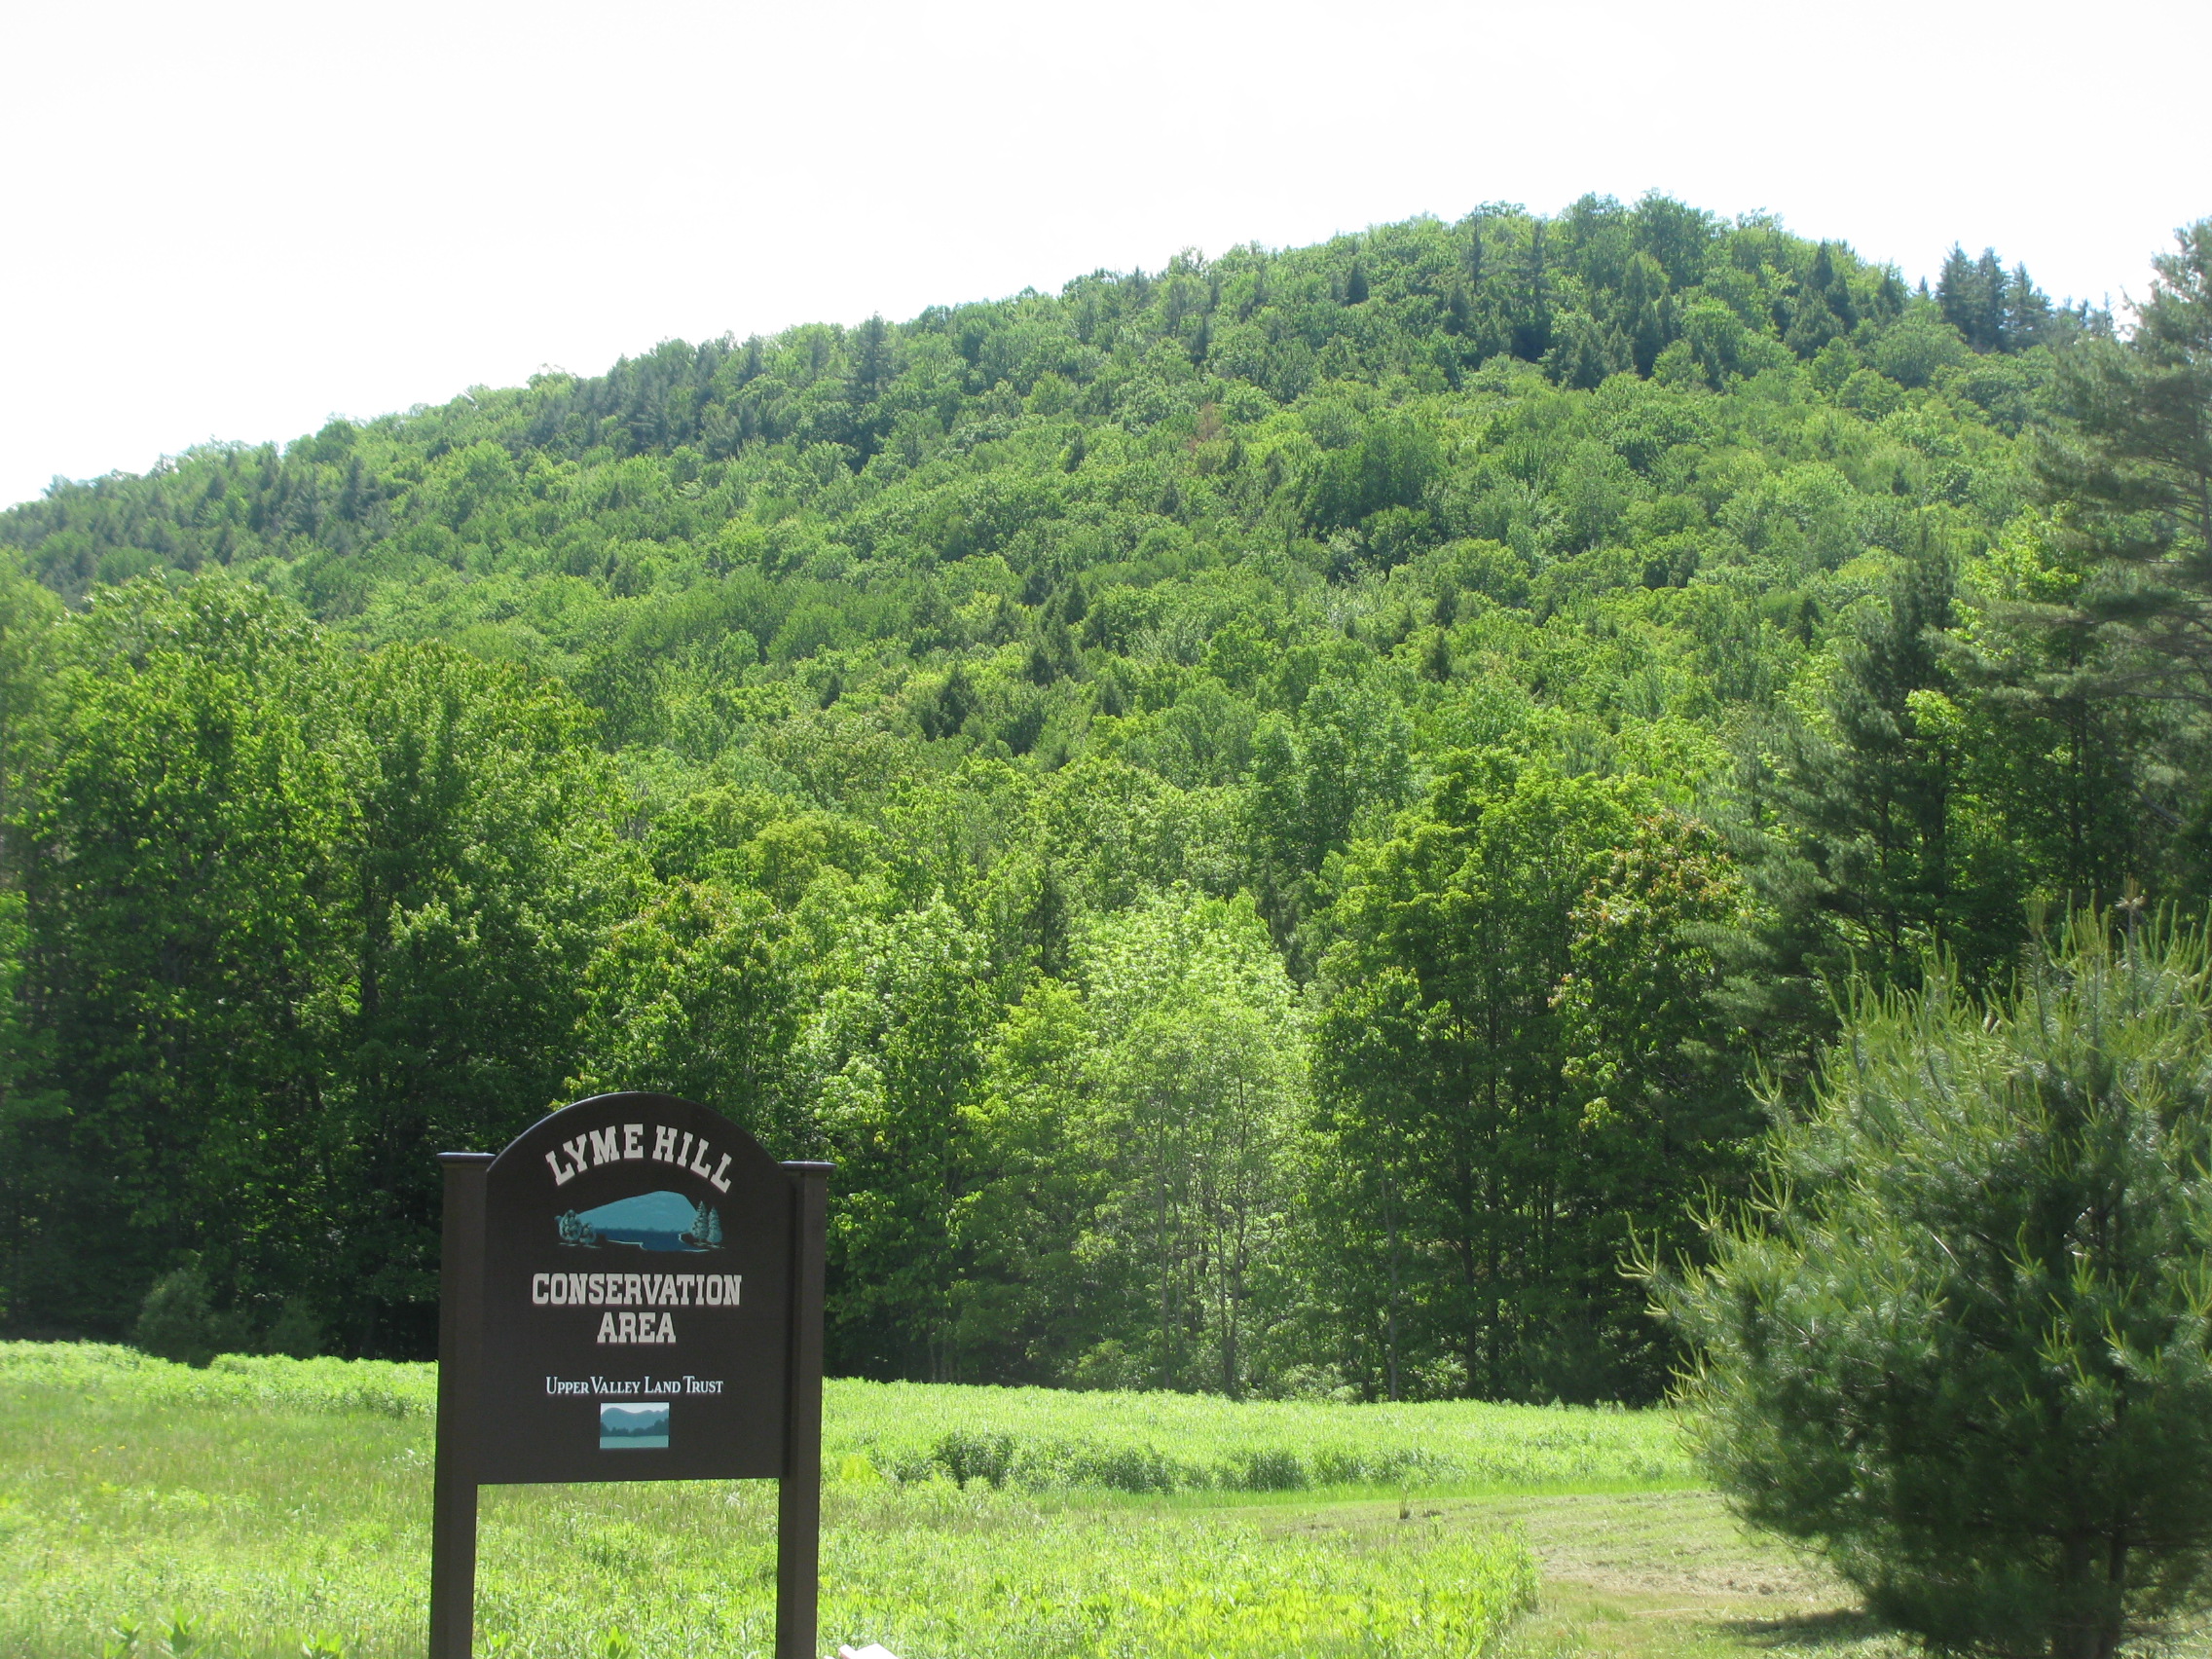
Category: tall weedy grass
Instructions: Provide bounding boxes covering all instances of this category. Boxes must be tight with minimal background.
[1,1343,1686,1493]
[0,1343,1673,1656]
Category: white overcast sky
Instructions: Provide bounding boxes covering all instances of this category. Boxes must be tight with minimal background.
[1,0,2205,512]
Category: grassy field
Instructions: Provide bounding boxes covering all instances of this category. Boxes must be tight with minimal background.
[0,1343,1687,1495]
[0,1342,1858,1659]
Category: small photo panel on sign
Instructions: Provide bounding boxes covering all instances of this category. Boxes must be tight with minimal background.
[600,1402,670,1450]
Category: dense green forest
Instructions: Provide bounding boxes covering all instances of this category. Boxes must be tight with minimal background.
[1,194,2201,1404]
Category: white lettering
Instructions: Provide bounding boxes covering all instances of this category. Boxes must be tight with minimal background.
[677,1130,695,1168]
[532,1272,549,1305]
[709,1153,732,1193]
[689,1138,714,1178]
[587,1312,680,1346]
[652,1124,677,1162]
[588,1126,619,1165]
[544,1150,575,1187]
[725,1273,742,1306]
[622,1123,645,1160]
[704,1273,723,1307]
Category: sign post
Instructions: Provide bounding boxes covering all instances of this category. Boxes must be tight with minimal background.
[430,1152,492,1659]
[430,1093,830,1659]
[777,1162,830,1659]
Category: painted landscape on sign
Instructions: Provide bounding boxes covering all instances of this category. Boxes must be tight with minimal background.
[557,1192,722,1252]
[599,1402,670,1450]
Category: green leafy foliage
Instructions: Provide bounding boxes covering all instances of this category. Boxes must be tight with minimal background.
[130,1267,250,1369]
[0,197,2191,1417]
[2,579,632,1352]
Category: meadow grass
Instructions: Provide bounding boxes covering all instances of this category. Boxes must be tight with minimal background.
[0,1343,1691,1496]
[0,1343,1673,1658]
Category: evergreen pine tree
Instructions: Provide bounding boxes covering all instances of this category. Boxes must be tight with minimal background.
[1937,245,1984,344]
[1779,533,1964,975]
[1665,912,2212,1659]
[1974,248,2009,350]
[1812,241,1858,328]
[850,314,892,396]
[2008,262,2054,348]
[1513,222,1552,360]
[1620,252,1669,375]
[2036,220,2212,698]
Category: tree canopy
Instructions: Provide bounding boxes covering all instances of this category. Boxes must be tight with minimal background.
[1,195,2196,1408]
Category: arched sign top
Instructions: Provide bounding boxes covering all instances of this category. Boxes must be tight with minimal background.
[489,1089,789,1207]
[476,1092,806,1484]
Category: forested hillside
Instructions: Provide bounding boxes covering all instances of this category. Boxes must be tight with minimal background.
[1,194,2195,1404]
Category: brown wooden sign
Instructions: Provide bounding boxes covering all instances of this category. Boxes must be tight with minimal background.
[429,1093,830,1659]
